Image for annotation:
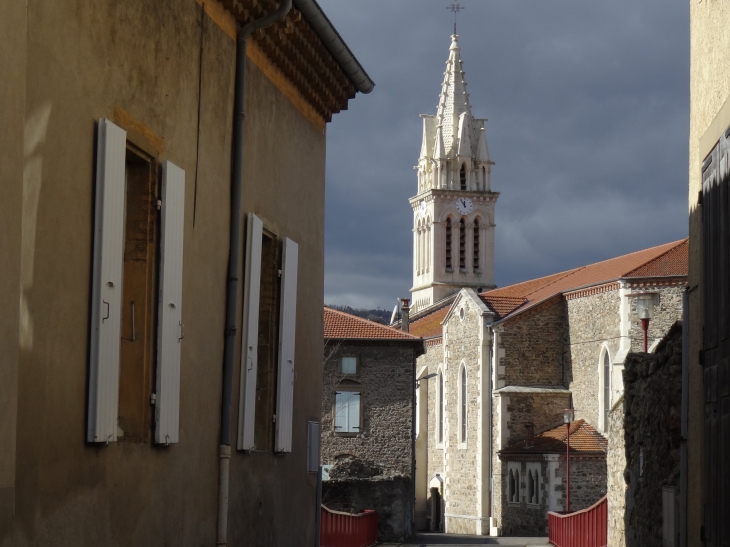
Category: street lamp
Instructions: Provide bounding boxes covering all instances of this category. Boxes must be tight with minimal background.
[633,292,657,352]
[561,408,575,513]
[416,372,437,388]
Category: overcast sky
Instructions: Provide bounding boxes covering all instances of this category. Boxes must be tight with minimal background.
[319,0,689,310]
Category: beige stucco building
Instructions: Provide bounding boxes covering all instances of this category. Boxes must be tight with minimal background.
[688,3,730,547]
[0,1,372,545]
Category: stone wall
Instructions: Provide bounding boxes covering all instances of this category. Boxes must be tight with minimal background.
[498,459,552,537]
[321,342,417,476]
[567,288,621,429]
[441,297,485,531]
[500,392,571,446]
[607,394,627,547]
[421,341,445,496]
[614,322,683,547]
[322,458,413,541]
[497,298,566,388]
[626,286,684,353]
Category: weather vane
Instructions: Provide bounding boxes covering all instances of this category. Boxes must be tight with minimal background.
[447,2,465,35]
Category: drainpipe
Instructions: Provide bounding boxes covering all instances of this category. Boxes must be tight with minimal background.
[217,2,292,545]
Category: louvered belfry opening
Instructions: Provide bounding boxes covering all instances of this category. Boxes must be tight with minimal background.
[473,218,480,270]
[701,123,730,545]
[445,218,452,270]
[118,145,159,443]
[459,218,466,270]
[460,164,466,190]
[255,230,281,451]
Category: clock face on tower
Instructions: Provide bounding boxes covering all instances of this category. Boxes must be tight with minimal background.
[455,197,474,215]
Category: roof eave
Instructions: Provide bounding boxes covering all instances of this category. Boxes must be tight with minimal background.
[293,0,374,94]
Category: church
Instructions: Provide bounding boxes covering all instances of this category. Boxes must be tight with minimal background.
[401,34,688,536]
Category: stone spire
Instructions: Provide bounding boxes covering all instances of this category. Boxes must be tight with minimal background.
[436,34,472,154]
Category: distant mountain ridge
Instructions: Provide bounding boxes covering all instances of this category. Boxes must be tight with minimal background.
[325,304,394,325]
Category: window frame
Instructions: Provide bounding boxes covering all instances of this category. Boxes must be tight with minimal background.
[340,355,358,376]
[458,362,467,449]
[333,383,363,437]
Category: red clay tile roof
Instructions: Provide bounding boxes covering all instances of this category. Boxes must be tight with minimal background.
[409,305,450,338]
[481,238,688,322]
[480,295,528,319]
[324,307,420,340]
[624,239,688,278]
[499,420,607,456]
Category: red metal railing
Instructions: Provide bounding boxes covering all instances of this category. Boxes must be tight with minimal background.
[320,505,378,547]
[548,495,607,547]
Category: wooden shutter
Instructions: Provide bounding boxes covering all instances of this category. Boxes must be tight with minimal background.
[348,392,361,432]
[88,119,127,443]
[275,238,298,452]
[701,124,730,547]
[334,392,347,432]
[238,213,263,450]
[154,161,185,444]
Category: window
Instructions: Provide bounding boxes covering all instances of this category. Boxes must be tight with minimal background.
[459,218,466,270]
[508,468,520,503]
[460,164,466,190]
[334,390,361,434]
[527,468,539,505]
[445,218,452,270]
[438,370,444,444]
[341,356,357,375]
[460,366,467,444]
[238,214,299,453]
[603,351,611,431]
[87,119,185,445]
[473,218,479,270]
[482,166,486,189]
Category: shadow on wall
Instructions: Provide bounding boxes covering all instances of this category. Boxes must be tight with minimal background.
[609,321,683,547]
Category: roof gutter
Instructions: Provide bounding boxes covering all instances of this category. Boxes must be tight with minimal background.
[293,0,375,94]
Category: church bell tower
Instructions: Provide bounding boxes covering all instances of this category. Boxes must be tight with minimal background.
[410,34,499,313]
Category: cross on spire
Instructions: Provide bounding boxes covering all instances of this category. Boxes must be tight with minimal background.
[447,2,465,35]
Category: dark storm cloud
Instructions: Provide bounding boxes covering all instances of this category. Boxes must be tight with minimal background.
[320,0,688,309]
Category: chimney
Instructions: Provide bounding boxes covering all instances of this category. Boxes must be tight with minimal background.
[524,422,535,448]
[400,298,411,333]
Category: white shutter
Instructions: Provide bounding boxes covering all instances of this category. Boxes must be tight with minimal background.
[87,119,127,443]
[275,238,298,452]
[237,213,263,450]
[349,392,361,432]
[334,392,347,432]
[155,161,185,444]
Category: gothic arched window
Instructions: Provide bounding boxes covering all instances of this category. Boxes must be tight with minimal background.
[460,164,467,190]
[482,166,486,189]
[445,218,452,270]
[473,218,480,271]
[459,218,466,270]
[461,366,467,443]
[509,470,517,503]
[603,350,611,431]
[438,371,444,444]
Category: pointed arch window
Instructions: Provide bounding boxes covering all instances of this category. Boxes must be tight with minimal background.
[438,370,444,444]
[473,218,480,271]
[445,218,452,270]
[459,218,466,270]
[603,350,611,431]
[460,366,467,444]
[460,164,467,191]
[482,166,486,190]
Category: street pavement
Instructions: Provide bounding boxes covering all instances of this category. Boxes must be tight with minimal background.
[379,532,551,546]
